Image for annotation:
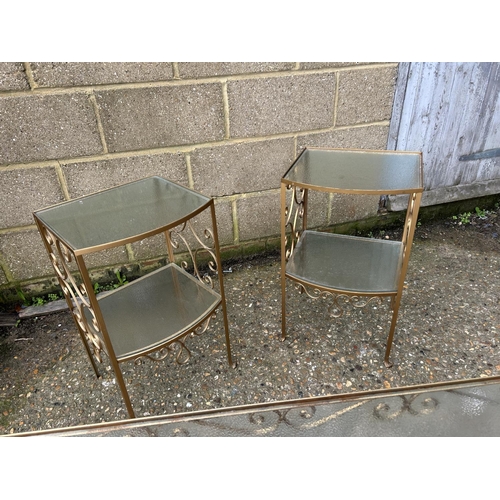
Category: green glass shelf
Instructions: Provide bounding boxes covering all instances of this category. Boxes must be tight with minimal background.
[84,264,221,361]
[286,230,403,294]
[34,176,210,254]
[283,148,423,194]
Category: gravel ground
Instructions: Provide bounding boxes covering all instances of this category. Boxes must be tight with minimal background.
[2,207,500,435]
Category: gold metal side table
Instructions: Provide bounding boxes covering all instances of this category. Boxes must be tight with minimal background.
[280,148,423,367]
[34,176,234,418]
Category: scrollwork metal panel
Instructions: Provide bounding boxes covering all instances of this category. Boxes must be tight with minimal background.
[283,184,307,261]
[168,220,219,289]
[38,225,105,363]
[295,282,385,318]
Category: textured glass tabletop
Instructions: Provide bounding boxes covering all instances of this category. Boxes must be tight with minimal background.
[286,230,403,293]
[16,377,500,436]
[283,148,423,193]
[84,264,221,361]
[34,177,210,253]
[51,379,500,437]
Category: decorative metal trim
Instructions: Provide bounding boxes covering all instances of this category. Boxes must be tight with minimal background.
[39,226,105,363]
[195,402,368,436]
[295,282,385,318]
[134,312,216,366]
[374,394,439,420]
[168,220,218,289]
[284,184,306,261]
[401,192,417,264]
[190,406,321,436]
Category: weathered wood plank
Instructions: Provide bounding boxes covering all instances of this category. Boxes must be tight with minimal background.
[17,289,116,319]
[0,313,18,326]
[389,62,500,209]
[17,299,69,319]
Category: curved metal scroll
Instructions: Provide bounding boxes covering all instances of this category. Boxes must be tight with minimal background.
[39,227,105,363]
[401,192,417,264]
[374,394,438,420]
[284,185,306,261]
[168,220,218,289]
[295,283,384,318]
[134,312,216,365]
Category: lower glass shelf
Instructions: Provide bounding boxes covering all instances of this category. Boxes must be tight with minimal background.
[286,230,403,294]
[84,263,221,361]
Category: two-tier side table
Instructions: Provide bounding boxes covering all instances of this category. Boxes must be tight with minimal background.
[280,147,423,367]
[34,176,234,418]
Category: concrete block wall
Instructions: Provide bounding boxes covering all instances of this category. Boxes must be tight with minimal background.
[0,62,398,299]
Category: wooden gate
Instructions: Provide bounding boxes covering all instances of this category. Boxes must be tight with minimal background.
[387,62,500,210]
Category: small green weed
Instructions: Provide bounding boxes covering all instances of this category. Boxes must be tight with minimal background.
[15,288,29,307]
[114,270,128,287]
[452,207,492,225]
[452,212,472,225]
[30,292,62,307]
[31,296,46,306]
[94,270,128,294]
[475,206,489,219]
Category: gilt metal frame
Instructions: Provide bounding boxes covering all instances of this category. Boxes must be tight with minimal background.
[34,177,234,419]
[280,147,423,367]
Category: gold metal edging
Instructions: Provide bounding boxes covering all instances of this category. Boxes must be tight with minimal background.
[8,375,500,437]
